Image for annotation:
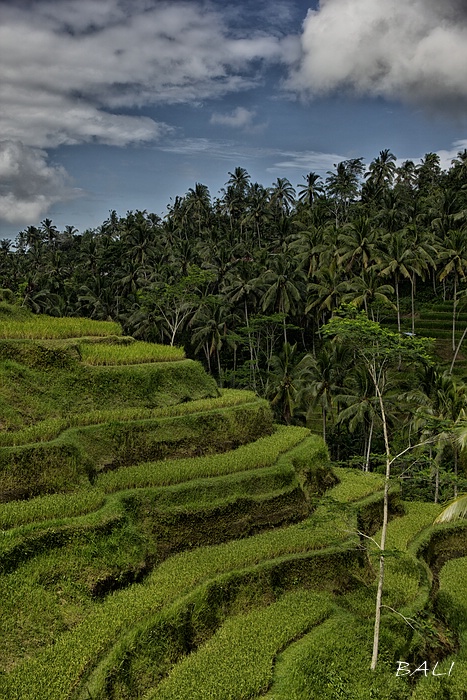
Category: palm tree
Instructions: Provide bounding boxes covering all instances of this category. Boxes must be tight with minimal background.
[364,149,397,202]
[40,218,59,248]
[378,230,414,333]
[337,364,380,470]
[190,296,233,383]
[338,216,378,274]
[402,224,436,334]
[270,177,296,217]
[409,368,466,502]
[306,265,348,325]
[438,227,467,351]
[267,342,309,425]
[343,267,395,321]
[298,343,346,443]
[297,172,324,208]
[243,183,271,247]
[417,152,442,196]
[260,251,306,344]
[185,183,211,236]
[223,264,261,389]
[221,167,251,238]
[395,159,417,191]
[326,158,365,225]
[435,493,467,522]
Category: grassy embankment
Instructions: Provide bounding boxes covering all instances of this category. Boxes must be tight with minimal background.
[1,305,467,699]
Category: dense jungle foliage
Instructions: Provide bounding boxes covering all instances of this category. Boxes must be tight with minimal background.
[3,148,467,501]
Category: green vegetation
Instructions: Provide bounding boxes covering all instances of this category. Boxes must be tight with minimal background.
[2,147,467,696]
[79,340,185,364]
[145,591,334,700]
[0,350,219,432]
[0,389,254,446]
[95,425,305,493]
[0,314,121,339]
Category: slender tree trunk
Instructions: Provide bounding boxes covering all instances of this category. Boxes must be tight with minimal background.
[411,274,416,335]
[365,416,374,472]
[204,341,211,373]
[233,344,237,388]
[452,274,458,353]
[283,312,288,345]
[454,447,458,498]
[245,300,256,392]
[449,325,467,374]
[395,275,401,333]
[370,366,391,672]
[217,347,223,388]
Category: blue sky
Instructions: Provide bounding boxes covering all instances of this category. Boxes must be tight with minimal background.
[1,0,467,239]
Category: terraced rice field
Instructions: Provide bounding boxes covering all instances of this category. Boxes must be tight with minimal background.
[1,311,467,699]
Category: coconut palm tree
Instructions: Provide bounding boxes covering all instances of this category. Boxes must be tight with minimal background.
[267,342,310,425]
[306,265,348,325]
[378,230,414,333]
[438,227,467,351]
[185,183,212,236]
[298,343,348,443]
[260,250,306,344]
[337,364,380,470]
[270,177,296,217]
[297,172,324,208]
[326,158,365,226]
[435,493,467,522]
[363,149,397,202]
[337,216,378,274]
[342,267,395,321]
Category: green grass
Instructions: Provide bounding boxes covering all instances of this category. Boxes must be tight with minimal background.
[1,305,466,700]
[409,556,467,700]
[0,316,122,339]
[95,425,305,492]
[360,501,443,615]
[0,389,256,447]
[0,434,338,699]
[0,401,277,526]
[79,340,185,365]
[330,467,385,502]
[145,590,334,700]
[0,357,219,431]
[0,400,273,501]
[260,610,408,700]
[0,488,106,529]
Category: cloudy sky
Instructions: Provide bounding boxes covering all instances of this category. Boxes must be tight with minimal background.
[2,0,467,238]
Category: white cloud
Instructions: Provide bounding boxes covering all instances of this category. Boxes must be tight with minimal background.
[435,140,467,171]
[210,107,257,129]
[289,0,467,110]
[1,0,290,149]
[0,141,79,225]
[0,0,295,223]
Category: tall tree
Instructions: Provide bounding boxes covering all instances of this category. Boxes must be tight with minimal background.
[326,158,365,225]
[297,172,324,208]
[322,309,432,671]
[438,227,467,351]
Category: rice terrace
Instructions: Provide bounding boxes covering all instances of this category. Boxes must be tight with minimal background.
[0,299,466,700]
